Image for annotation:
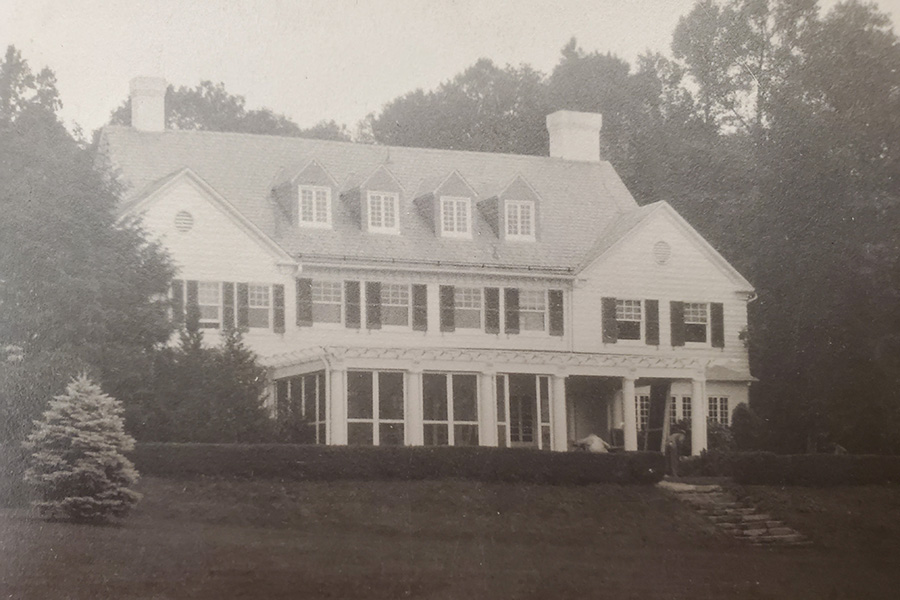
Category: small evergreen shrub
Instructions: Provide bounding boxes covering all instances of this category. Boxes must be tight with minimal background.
[24,375,141,522]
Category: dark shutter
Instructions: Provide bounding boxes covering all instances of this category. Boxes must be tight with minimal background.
[345,281,361,329]
[222,282,235,330]
[185,280,200,333]
[296,278,313,327]
[439,285,455,332]
[365,281,382,330]
[504,288,520,334]
[670,301,685,347]
[412,284,428,331]
[711,302,725,348]
[484,287,500,334]
[273,284,285,333]
[645,299,660,346]
[237,283,249,329]
[548,289,564,336]
[601,297,618,343]
[171,279,185,326]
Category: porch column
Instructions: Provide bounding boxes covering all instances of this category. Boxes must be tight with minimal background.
[478,371,498,446]
[551,374,568,452]
[622,376,638,451]
[691,378,707,456]
[406,368,424,446]
[328,367,347,445]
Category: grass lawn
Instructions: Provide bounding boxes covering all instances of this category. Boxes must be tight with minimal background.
[2,477,900,599]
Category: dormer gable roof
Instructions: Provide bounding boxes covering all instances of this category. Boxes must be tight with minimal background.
[360,164,405,195]
[274,158,339,189]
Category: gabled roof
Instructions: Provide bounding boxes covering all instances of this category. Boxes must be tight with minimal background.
[118,167,297,266]
[100,125,660,273]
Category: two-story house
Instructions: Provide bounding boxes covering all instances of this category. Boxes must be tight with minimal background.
[99,77,754,455]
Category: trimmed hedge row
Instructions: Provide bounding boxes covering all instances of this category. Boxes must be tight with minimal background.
[131,443,665,485]
[731,452,900,486]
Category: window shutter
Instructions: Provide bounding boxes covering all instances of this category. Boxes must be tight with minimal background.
[484,287,500,334]
[549,289,564,336]
[365,281,382,330]
[296,278,313,327]
[237,283,249,329]
[601,297,618,343]
[412,284,428,331]
[185,280,200,333]
[439,285,455,332]
[670,301,685,347]
[345,281,361,329]
[645,299,660,345]
[711,302,725,348]
[222,282,235,330]
[171,279,185,326]
[273,284,285,333]
[504,288,520,334]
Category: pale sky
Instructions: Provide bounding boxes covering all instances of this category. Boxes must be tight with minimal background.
[3,0,898,134]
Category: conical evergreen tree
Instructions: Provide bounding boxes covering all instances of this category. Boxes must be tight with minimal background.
[24,375,141,522]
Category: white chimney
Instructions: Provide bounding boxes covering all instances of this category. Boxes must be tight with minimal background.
[129,77,167,132]
[546,110,603,162]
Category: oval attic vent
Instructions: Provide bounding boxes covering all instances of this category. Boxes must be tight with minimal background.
[653,241,671,265]
[174,211,194,233]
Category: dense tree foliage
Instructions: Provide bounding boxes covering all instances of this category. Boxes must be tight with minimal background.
[109,80,351,141]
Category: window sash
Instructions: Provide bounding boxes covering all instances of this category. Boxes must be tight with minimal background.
[311,281,342,323]
[197,282,221,324]
[368,192,398,231]
[506,201,534,237]
[300,186,331,225]
[441,197,470,234]
[519,290,546,331]
[454,287,482,328]
[380,283,409,327]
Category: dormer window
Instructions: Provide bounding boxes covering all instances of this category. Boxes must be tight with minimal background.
[367,191,400,234]
[440,196,471,237]
[506,200,535,240]
[299,185,331,228]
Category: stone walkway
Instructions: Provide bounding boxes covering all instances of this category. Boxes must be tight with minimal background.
[658,480,812,547]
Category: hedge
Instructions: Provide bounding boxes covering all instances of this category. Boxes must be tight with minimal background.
[731,452,900,486]
[131,443,665,485]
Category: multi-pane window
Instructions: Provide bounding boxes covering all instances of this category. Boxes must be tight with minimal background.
[670,396,678,425]
[454,287,482,328]
[312,281,342,323]
[440,196,470,236]
[684,302,709,343]
[682,396,692,421]
[708,396,729,425]
[422,373,479,446]
[198,282,221,328]
[520,290,546,331]
[670,395,692,424]
[347,370,405,446]
[248,284,270,328]
[506,200,535,239]
[299,186,330,226]
[380,283,410,327]
[368,192,399,233]
[616,299,642,340]
[636,395,650,431]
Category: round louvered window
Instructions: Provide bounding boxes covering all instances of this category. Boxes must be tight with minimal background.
[653,241,672,265]
[174,211,194,233]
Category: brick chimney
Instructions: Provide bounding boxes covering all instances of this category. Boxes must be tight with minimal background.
[546,110,603,162]
[129,77,166,132]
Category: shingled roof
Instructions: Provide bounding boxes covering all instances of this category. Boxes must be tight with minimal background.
[101,126,642,273]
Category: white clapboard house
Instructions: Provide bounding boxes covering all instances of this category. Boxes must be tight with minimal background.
[99,77,755,455]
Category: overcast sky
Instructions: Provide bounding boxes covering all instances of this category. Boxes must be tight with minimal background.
[3,0,898,134]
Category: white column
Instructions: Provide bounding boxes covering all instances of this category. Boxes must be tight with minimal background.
[622,376,638,451]
[478,371,498,446]
[691,378,707,456]
[406,369,424,446]
[328,367,347,445]
[551,374,568,452]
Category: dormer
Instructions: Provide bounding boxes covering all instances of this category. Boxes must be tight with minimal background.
[359,165,404,235]
[414,171,478,239]
[271,159,338,229]
[498,175,541,242]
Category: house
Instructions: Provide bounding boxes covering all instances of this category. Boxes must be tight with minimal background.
[99,76,755,455]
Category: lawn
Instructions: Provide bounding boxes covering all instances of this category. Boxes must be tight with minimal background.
[2,476,900,599]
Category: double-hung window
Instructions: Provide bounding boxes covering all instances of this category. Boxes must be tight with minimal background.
[367,192,399,234]
[299,186,331,227]
[454,287,482,329]
[519,290,546,331]
[248,284,271,328]
[311,281,342,323]
[506,200,535,240]
[197,282,221,328]
[380,283,410,327]
[440,196,471,237]
[616,299,642,340]
[684,303,709,343]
